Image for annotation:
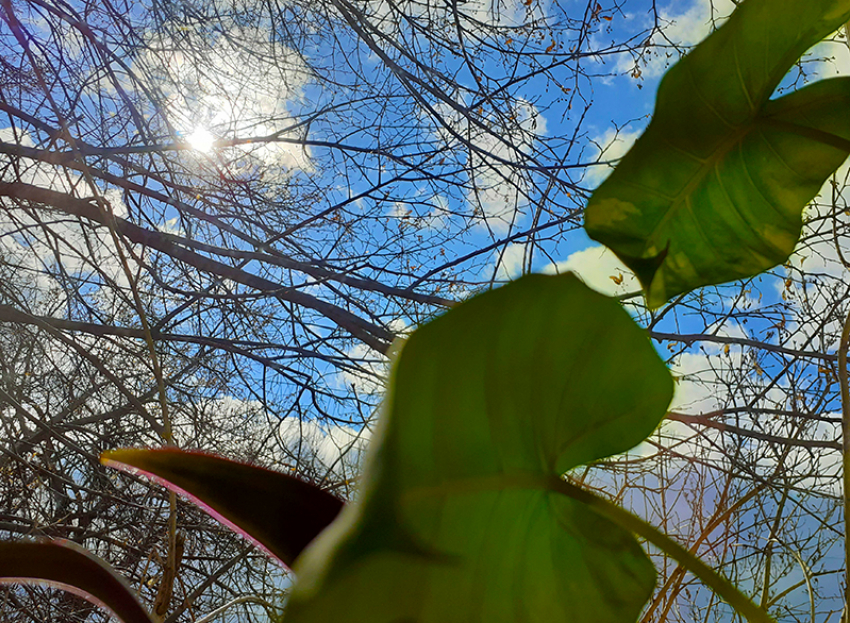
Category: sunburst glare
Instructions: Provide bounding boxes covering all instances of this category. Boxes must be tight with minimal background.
[187,126,215,153]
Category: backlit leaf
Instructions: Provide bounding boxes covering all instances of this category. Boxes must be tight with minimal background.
[102,448,343,567]
[286,274,674,623]
[585,0,850,307]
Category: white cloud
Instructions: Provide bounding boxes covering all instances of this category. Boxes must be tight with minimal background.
[775,161,850,352]
[386,196,448,231]
[434,98,547,234]
[1,128,73,193]
[668,321,749,414]
[277,417,371,482]
[669,351,731,414]
[806,35,850,80]
[544,244,638,297]
[492,243,527,281]
[387,202,410,220]
[776,415,842,496]
[339,319,409,395]
[582,127,642,189]
[0,128,133,315]
[467,100,546,233]
[461,0,525,28]
[633,323,840,498]
[360,0,541,39]
[133,25,314,178]
[626,321,751,459]
[168,394,373,486]
[616,0,736,79]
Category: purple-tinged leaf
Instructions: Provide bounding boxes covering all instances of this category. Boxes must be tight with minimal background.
[0,540,154,623]
[102,448,344,567]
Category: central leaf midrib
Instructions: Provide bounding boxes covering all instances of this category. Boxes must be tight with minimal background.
[641,123,755,256]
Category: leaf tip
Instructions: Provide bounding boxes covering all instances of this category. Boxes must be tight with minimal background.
[100,448,145,472]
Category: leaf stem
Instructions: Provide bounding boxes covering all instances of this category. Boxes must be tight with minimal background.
[550,477,776,623]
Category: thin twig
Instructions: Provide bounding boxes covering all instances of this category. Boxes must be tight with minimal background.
[838,305,850,619]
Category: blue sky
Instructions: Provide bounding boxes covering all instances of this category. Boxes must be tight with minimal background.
[3,0,850,616]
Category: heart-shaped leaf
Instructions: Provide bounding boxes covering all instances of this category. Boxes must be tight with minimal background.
[102,448,343,567]
[585,0,850,308]
[0,540,154,623]
[285,273,674,623]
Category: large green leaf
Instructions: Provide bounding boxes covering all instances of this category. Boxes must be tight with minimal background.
[102,448,343,567]
[285,274,674,623]
[0,540,154,623]
[585,0,850,308]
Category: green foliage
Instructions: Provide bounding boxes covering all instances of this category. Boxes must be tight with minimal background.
[4,0,850,621]
[286,274,672,623]
[101,448,344,568]
[585,0,850,307]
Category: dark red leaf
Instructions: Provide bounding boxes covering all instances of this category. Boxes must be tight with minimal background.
[0,540,154,623]
[102,448,344,567]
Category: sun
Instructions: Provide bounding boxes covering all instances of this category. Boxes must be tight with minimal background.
[187,126,215,153]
